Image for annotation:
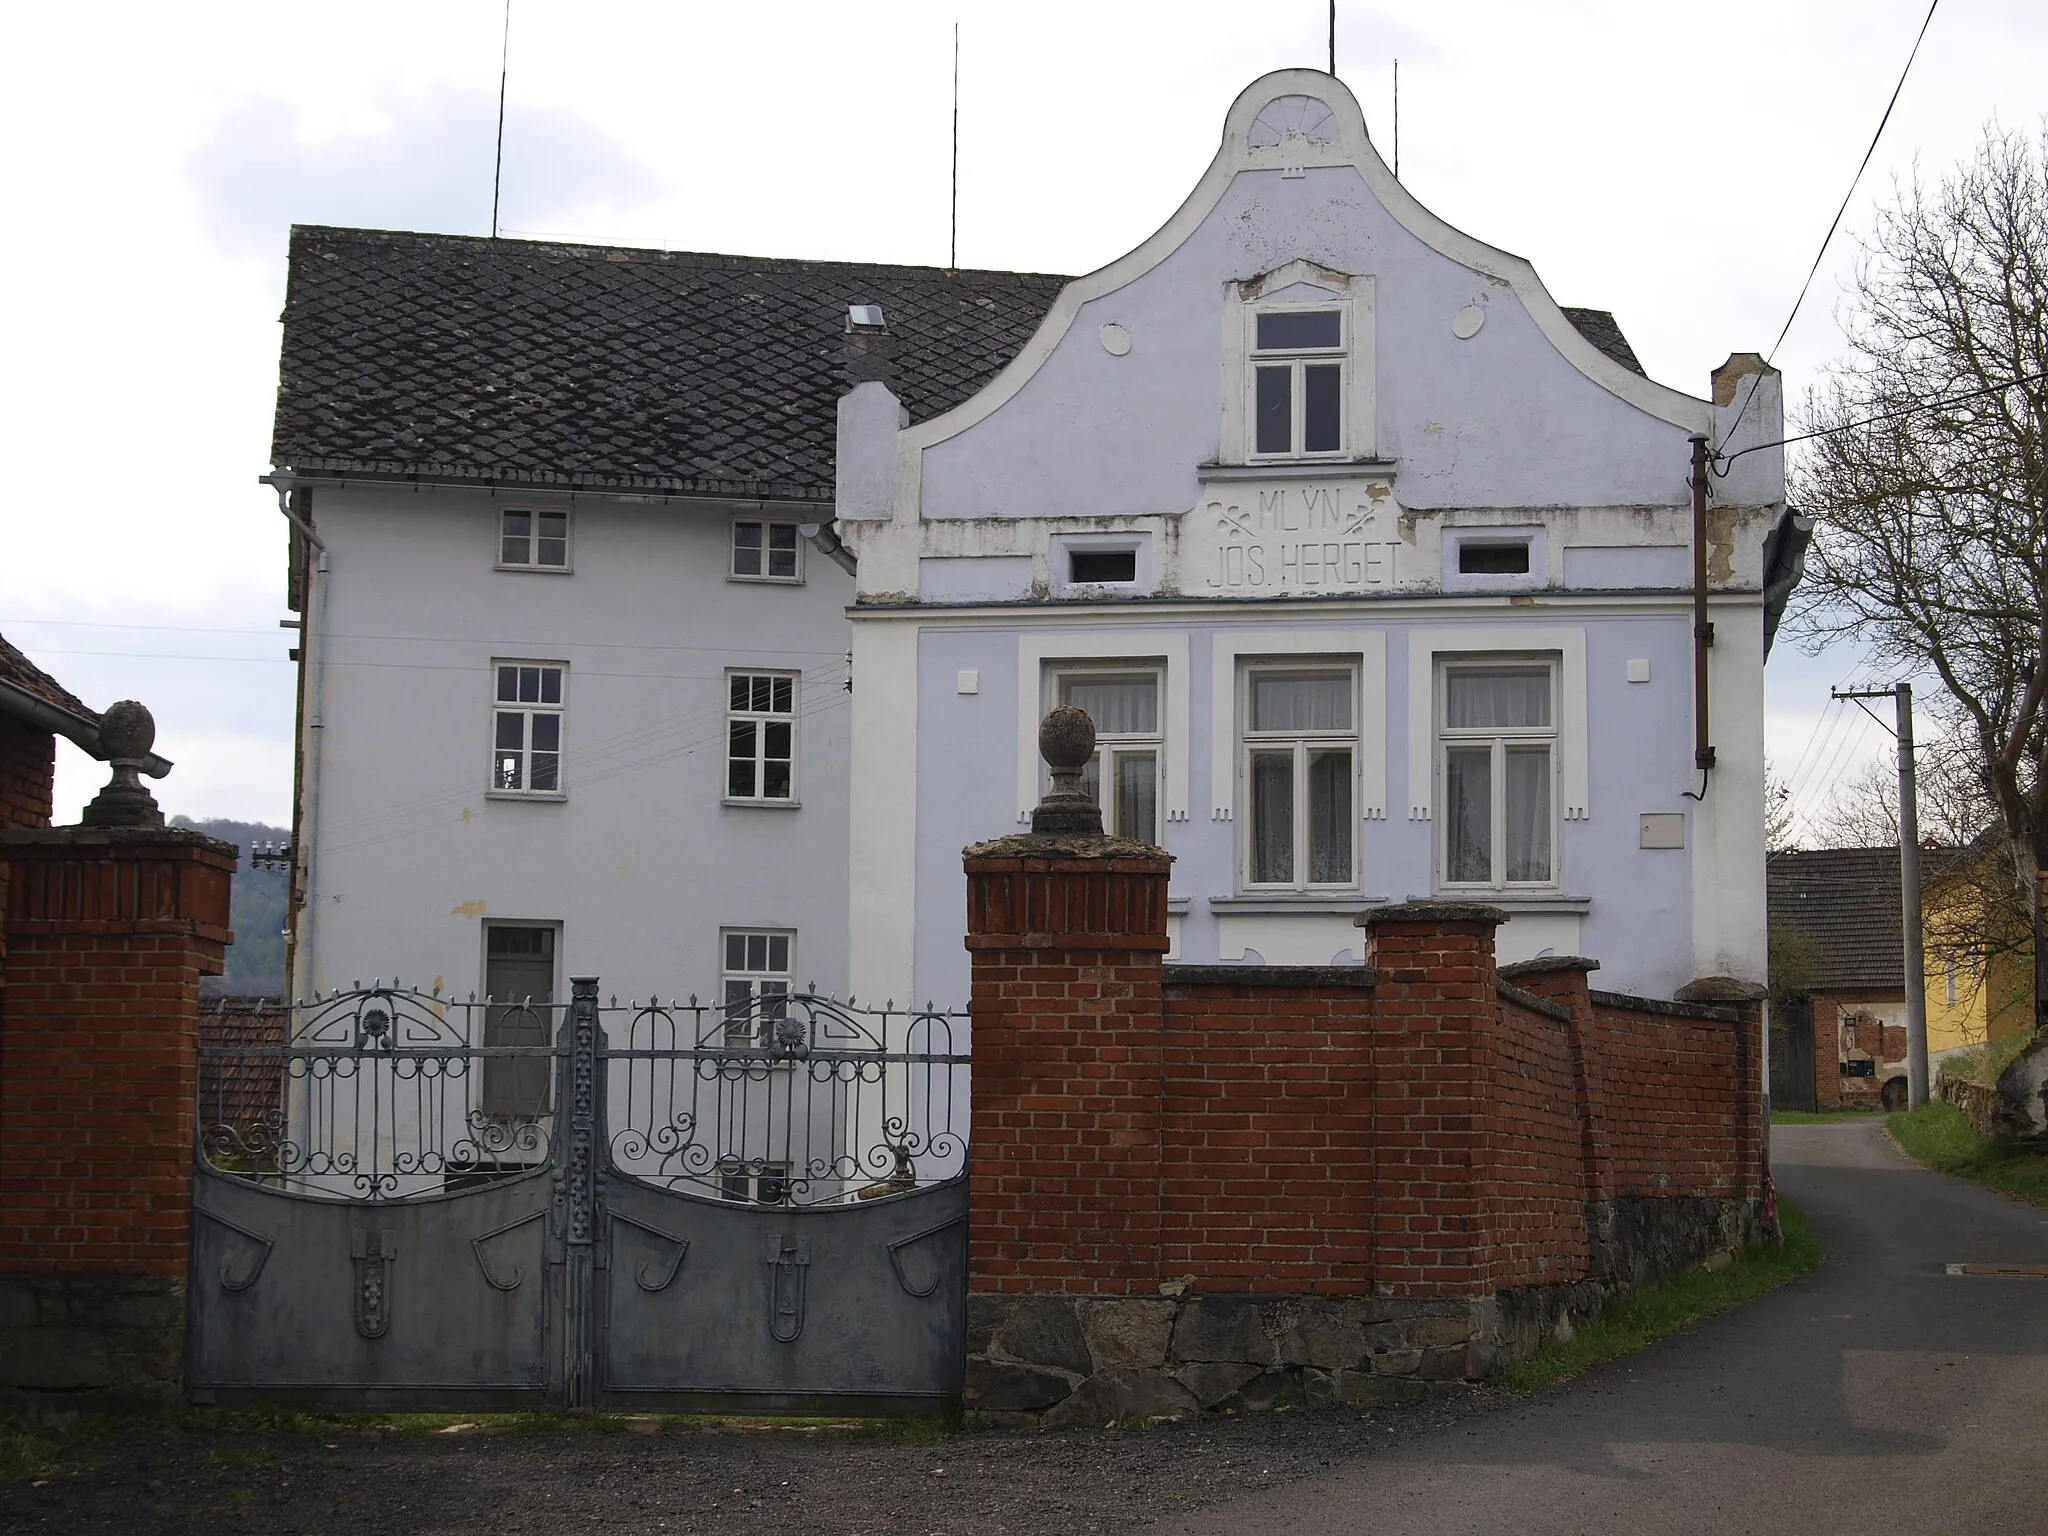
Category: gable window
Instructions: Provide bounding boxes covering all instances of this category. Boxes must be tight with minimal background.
[727,672,797,803]
[1241,666,1356,888]
[1251,307,1345,457]
[500,508,569,570]
[731,519,803,582]
[1056,669,1161,842]
[492,663,565,795]
[721,929,793,1047]
[1439,662,1557,888]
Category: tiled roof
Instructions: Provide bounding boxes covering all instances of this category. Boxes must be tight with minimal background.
[1560,308,1646,376]
[0,632,94,723]
[1767,847,1903,991]
[271,227,1071,502]
[272,227,1652,499]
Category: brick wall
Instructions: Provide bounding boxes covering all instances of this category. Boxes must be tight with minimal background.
[1484,984,1590,1289]
[0,715,55,831]
[0,829,235,1274]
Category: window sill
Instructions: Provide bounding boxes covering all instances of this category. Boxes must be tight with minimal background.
[1209,894,1390,915]
[494,563,574,575]
[727,574,806,587]
[1201,459,1398,482]
[723,797,802,810]
[486,790,568,803]
[1414,891,1591,913]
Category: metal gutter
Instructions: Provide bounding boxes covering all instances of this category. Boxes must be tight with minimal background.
[0,678,173,778]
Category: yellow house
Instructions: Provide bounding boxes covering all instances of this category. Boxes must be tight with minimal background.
[1922,844,2034,1059]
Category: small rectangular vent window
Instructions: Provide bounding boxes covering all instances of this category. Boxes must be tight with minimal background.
[1459,542,1531,575]
[1069,548,1137,584]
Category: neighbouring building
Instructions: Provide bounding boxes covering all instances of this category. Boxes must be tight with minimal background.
[1922,838,2035,1060]
[269,69,1796,1017]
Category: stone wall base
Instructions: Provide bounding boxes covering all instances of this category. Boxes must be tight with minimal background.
[0,1273,184,1413]
[967,1198,1764,1426]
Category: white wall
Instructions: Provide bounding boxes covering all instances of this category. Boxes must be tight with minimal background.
[294,484,854,1005]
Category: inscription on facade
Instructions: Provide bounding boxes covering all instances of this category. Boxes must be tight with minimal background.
[1196,481,1402,595]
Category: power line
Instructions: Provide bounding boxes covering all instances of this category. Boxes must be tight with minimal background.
[1712,0,1941,458]
[491,0,512,239]
[1719,369,2048,472]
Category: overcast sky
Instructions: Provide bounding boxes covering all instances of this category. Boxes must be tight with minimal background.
[2,0,2042,839]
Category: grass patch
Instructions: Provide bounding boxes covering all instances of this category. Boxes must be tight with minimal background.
[1772,1108,1880,1124]
[1498,1201,1823,1392]
[1887,1100,2048,1208]
[1938,1030,2037,1087]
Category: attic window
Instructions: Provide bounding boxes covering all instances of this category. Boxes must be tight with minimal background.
[846,304,887,332]
[1069,548,1138,585]
[1458,541,1531,576]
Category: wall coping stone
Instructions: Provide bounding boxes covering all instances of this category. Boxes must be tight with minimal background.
[1674,974,1768,1004]
[1165,964,1377,990]
[1497,954,1601,979]
[964,833,1171,863]
[1498,980,1574,1022]
[1355,900,1507,928]
[1590,988,1741,1024]
[0,825,238,861]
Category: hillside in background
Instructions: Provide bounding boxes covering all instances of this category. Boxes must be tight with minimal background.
[172,816,288,998]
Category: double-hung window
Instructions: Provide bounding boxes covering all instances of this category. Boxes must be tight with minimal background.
[500,508,569,570]
[492,663,565,795]
[721,929,793,1046]
[1251,307,1345,458]
[731,519,802,582]
[1439,663,1557,888]
[727,672,797,802]
[1242,668,1356,887]
[1056,670,1161,842]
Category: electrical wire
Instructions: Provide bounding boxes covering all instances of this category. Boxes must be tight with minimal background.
[1718,369,2048,472]
[1711,0,1942,459]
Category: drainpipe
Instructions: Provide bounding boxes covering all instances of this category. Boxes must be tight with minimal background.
[1689,434,1716,786]
[263,470,328,998]
[799,521,857,577]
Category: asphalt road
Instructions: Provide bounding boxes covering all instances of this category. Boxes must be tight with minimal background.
[1162,1122,2048,1536]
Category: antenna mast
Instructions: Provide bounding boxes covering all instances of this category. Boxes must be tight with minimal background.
[950,22,960,269]
[1328,0,1335,75]
[1393,59,1399,179]
[491,0,512,238]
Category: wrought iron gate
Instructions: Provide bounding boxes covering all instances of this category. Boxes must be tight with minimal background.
[190,978,970,1412]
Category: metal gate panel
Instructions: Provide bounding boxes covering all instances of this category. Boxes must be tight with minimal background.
[189,1166,555,1409]
[598,1175,967,1414]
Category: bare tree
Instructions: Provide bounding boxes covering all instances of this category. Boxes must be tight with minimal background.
[1805,737,1989,850]
[1764,759,1799,853]
[1790,123,2048,1027]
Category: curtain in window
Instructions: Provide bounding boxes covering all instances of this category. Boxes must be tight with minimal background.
[1116,753,1158,844]
[1252,673,1352,732]
[1249,751,1294,883]
[1504,747,1551,882]
[1307,748,1352,883]
[1062,676,1158,734]
[1445,746,1491,883]
[1445,669,1549,729]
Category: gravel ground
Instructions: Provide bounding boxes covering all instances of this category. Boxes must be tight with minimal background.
[0,1390,1507,1535]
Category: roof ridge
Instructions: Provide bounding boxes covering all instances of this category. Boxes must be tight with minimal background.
[285,224,1075,285]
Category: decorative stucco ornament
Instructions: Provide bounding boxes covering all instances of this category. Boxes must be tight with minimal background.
[1098,323,1132,357]
[1247,94,1337,149]
[1452,304,1486,340]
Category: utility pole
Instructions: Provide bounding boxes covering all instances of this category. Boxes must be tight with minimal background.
[1836,683,1928,1107]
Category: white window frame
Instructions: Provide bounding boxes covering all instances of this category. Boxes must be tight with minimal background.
[1247,303,1348,461]
[1435,657,1561,892]
[729,518,805,584]
[1237,662,1361,892]
[1404,627,1588,825]
[720,928,794,1047]
[1219,263,1376,464]
[1015,634,1190,825]
[1051,666,1164,842]
[725,670,800,806]
[490,661,567,799]
[497,507,571,572]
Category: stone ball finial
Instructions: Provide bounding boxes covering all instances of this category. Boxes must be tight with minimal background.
[1029,706,1103,836]
[1038,705,1096,773]
[80,699,165,829]
[96,700,156,762]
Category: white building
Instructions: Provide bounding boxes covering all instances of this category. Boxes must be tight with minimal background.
[269,69,1799,1024]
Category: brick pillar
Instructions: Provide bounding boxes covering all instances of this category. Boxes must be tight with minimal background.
[0,825,235,1410]
[1498,955,1608,1206]
[963,834,1172,1295]
[1355,901,1505,1298]
[1677,975,1769,1200]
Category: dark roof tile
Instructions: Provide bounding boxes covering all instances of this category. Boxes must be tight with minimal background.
[0,632,94,722]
